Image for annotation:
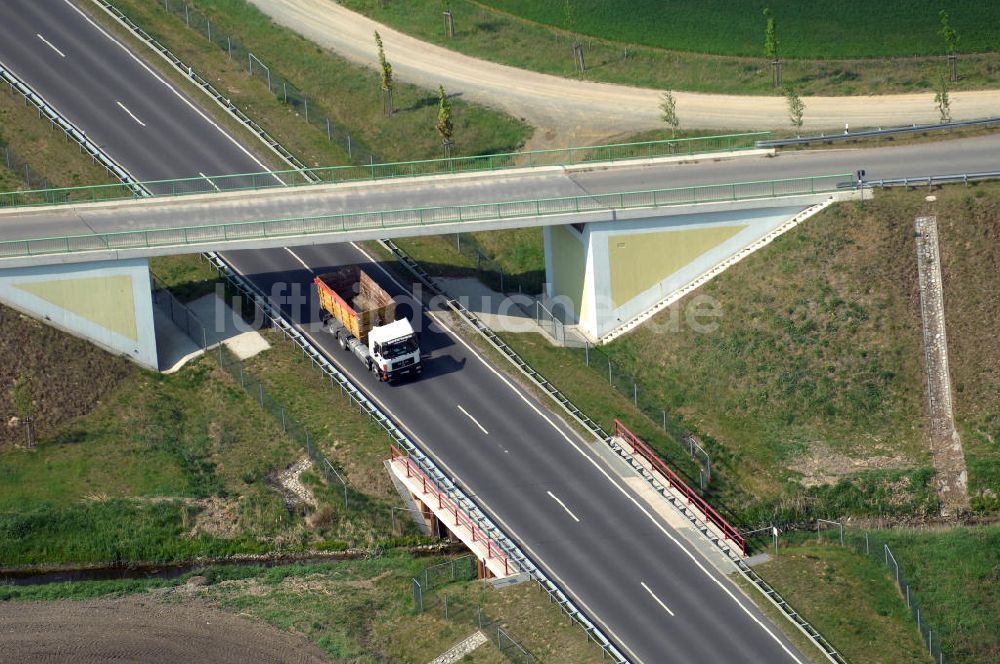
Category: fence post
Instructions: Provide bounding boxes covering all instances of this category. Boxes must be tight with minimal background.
[412,578,423,612]
[259,382,264,406]
[584,341,589,366]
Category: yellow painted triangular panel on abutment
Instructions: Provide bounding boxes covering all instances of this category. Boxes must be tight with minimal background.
[14,274,138,341]
[608,225,746,308]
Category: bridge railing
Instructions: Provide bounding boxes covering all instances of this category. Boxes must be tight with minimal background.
[614,419,746,555]
[0,132,769,209]
[390,444,511,576]
[0,173,852,261]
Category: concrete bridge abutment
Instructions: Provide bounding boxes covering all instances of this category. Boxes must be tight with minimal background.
[543,194,858,342]
[0,257,159,369]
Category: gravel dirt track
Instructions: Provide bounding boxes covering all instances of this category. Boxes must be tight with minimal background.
[0,595,330,663]
[250,0,1000,148]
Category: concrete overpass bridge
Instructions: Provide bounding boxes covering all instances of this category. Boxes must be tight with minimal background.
[4,121,1000,369]
[0,155,855,367]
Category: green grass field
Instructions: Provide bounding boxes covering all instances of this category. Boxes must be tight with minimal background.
[480,0,999,58]
[761,528,1000,663]
[0,305,432,566]
[0,86,118,198]
[340,0,1000,96]
[872,527,1000,663]
[0,556,607,663]
[754,540,932,664]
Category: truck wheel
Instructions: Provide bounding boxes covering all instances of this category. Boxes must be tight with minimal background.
[337,332,347,350]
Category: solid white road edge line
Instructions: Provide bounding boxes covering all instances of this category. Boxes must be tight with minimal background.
[285,248,315,274]
[641,582,675,617]
[36,33,66,58]
[547,490,581,523]
[115,101,145,127]
[457,404,489,434]
[198,172,221,191]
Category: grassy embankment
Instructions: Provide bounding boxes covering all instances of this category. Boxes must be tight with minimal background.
[0,310,425,566]
[0,86,119,196]
[0,555,606,663]
[341,0,1000,96]
[758,527,999,663]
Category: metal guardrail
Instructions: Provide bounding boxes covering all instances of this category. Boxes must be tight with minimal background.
[758,117,1000,147]
[92,0,309,177]
[212,253,627,663]
[865,170,1000,188]
[733,557,846,663]
[0,174,852,261]
[0,61,141,198]
[0,129,769,208]
[613,420,744,554]
[380,238,638,661]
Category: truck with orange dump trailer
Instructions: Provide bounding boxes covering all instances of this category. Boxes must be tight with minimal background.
[315,267,421,382]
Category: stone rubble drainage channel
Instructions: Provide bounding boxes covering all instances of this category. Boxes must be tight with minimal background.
[276,456,317,508]
[914,214,969,513]
[427,631,489,664]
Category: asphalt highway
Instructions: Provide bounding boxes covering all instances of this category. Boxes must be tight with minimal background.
[0,4,812,661]
[7,1,991,662]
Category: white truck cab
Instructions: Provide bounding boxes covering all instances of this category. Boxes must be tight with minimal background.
[367,318,421,381]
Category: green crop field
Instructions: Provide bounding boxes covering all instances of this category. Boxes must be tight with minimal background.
[341,0,1000,96]
[480,0,1000,58]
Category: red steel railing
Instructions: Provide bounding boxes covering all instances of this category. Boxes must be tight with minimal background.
[389,444,510,575]
[613,420,746,555]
